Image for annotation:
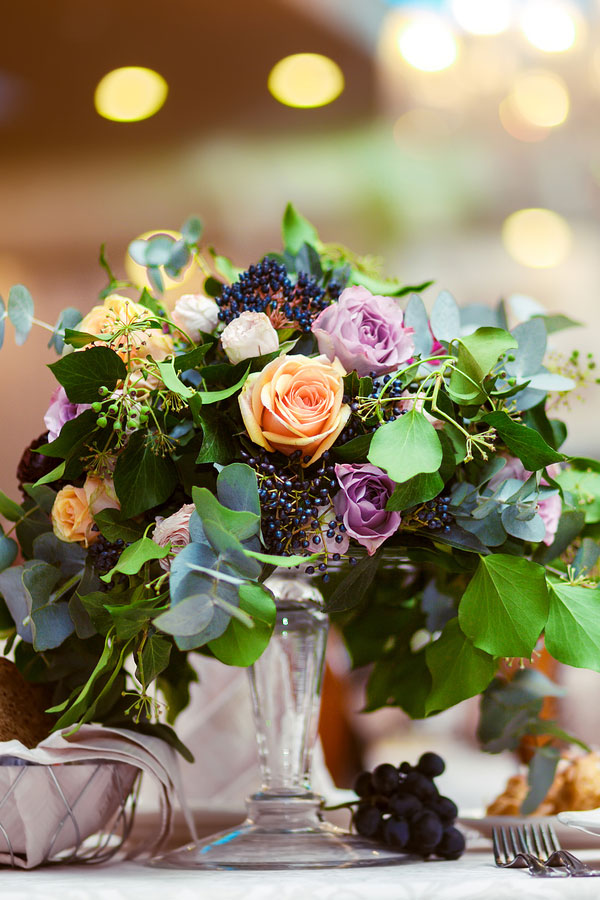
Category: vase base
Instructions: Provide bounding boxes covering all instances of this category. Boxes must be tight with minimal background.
[149,795,411,870]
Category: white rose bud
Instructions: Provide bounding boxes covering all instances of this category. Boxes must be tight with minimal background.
[220,311,279,364]
[172,293,219,342]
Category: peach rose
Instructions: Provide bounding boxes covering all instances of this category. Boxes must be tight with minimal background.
[78,293,173,367]
[239,354,350,466]
[51,475,120,547]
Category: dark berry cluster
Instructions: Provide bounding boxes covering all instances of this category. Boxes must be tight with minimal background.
[215,258,340,333]
[241,447,354,579]
[337,376,411,446]
[411,495,453,533]
[351,753,465,860]
[88,535,127,575]
[16,432,58,497]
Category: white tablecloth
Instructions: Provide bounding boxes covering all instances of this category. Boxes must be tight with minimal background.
[4,851,600,900]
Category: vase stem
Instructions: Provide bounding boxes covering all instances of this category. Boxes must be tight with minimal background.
[248,583,328,797]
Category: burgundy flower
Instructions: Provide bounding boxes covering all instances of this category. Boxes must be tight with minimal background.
[333,463,401,555]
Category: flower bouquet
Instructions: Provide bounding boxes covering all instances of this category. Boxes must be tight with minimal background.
[1,204,599,867]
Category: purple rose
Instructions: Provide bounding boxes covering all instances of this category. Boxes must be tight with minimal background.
[44,386,90,442]
[333,463,401,555]
[311,286,414,377]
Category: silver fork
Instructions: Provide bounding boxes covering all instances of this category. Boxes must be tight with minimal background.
[519,822,600,877]
[491,825,567,877]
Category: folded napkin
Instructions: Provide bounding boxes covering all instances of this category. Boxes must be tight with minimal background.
[0,724,195,868]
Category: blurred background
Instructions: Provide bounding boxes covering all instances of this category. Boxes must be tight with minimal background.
[2,0,600,814]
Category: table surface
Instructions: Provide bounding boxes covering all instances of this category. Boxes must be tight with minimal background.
[4,849,600,900]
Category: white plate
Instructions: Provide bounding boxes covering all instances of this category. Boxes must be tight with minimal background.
[458,809,600,850]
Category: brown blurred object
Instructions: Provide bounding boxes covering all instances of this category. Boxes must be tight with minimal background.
[318,662,362,787]
[487,752,600,816]
[500,646,560,764]
[0,658,54,748]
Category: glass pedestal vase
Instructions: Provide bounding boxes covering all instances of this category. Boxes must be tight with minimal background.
[150,573,407,870]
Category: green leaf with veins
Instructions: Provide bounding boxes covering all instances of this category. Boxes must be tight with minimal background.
[426,619,496,714]
[208,582,276,666]
[449,327,518,403]
[49,346,127,403]
[483,411,566,471]
[545,581,600,672]
[282,203,320,254]
[101,536,171,582]
[458,555,548,657]
[368,410,443,482]
[113,432,177,518]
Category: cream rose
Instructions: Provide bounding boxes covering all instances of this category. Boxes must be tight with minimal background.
[78,293,173,366]
[239,354,350,467]
[172,293,219,342]
[221,311,279,365]
[51,476,120,547]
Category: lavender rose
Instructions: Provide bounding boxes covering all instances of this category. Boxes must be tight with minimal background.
[153,503,195,570]
[312,286,414,377]
[333,463,400,555]
[44,386,90,442]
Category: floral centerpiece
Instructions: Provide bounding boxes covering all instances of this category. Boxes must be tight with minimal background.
[0,205,599,813]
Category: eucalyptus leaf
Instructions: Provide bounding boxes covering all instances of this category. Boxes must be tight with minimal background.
[217,463,261,517]
[0,532,17,572]
[403,294,431,359]
[0,566,33,641]
[208,582,276,666]
[430,290,460,343]
[501,507,547,542]
[8,284,34,345]
[48,307,83,354]
[522,746,561,815]
[192,487,260,542]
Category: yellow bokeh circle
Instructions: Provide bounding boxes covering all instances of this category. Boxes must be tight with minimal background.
[95,67,168,122]
[502,208,572,268]
[268,53,344,108]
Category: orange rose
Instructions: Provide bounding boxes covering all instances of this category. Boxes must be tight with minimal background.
[239,354,350,466]
[51,476,120,547]
[78,293,173,367]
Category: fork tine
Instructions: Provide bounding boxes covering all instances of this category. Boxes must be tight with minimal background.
[511,825,528,856]
[492,827,503,865]
[545,823,561,855]
[525,823,543,858]
[500,826,512,862]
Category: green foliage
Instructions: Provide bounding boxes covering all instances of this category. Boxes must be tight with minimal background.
[386,472,444,512]
[324,552,381,613]
[425,619,496,713]
[430,290,460,343]
[368,410,443,482]
[101,537,171,581]
[48,308,83,354]
[554,463,600,523]
[282,203,320,254]
[459,555,548,657]
[0,490,23,521]
[208,582,276,666]
[49,347,127,403]
[483,412,565,471]
[113,432,177,518]
[7,284,34,345]
[545,581,600,671]
[449,327,517,403]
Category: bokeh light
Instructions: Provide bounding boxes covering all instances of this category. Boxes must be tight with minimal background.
[267,54,344,108]
[519,1,577,52]
[94,67,168,122]
[511,70,569,127]
[502,208,572,267]
[450,0,512,35]
[393,108,457,156]
[499,97,550,142]
[398,15,458,72]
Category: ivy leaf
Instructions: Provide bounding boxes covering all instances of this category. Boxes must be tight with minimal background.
[113,432,177,518]
[282,203,320,254]
[49,346,127,403]
[197,364,250,404]
[386,472,444,512]
[368,410,443,482]
[483,411,566,471]
[7,284,34,345]
[101,536,171,582]
[137,635,172,686]
[0,490,23,521]
[208,582,276,666]
[554,466,600,523]
[430,290,460,343]
[195,406,237,465]
[324,552,381,612]
[332,433,373,463]
[365,649,432,718]
[173,344,212,372]
[458,555,548,657]
[545,581,600,671]
[93,508,144,543]
[155,359,195,399]
[450,327,517,403]
[426,619,496,714]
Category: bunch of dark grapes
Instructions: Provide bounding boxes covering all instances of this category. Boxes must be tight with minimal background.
[215,258,341,333]
[410,496,454,534]
[88,535,128,576]
[350,753,465,860]
[240,447,354,580]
